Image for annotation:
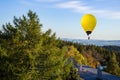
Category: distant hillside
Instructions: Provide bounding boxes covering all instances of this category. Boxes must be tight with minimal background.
[62,38,120,46]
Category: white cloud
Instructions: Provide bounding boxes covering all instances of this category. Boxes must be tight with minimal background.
[56,1,120,19]
[57,1,91,11]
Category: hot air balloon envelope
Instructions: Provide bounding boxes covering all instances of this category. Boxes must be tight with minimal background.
[81,14,96,35]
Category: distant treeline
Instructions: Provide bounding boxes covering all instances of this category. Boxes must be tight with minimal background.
[103,46,120,53]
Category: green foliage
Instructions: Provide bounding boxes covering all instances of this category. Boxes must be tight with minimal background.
[66,67,78,80]
[60,40,120,76]
[103,46,120,66]
[105,53,120,76]
[0,10,42,80]
[0,10,75,80]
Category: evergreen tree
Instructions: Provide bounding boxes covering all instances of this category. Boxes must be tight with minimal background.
[0,10,42,80]
[105,53,120,76]
[0,10,75,80]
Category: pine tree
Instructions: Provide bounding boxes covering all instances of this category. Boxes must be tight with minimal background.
[106,53,120,76]
[0,10,42,80]
[0,10,74,80]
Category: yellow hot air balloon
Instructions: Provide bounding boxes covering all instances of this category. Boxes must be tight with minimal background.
[81,14,97,39]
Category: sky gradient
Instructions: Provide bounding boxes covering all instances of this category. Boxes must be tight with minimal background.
[0,0,120,40]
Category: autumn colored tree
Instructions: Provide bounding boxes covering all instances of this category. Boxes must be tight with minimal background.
[66,46,87,65]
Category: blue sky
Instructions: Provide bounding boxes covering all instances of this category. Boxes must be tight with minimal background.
[0,0,120,40]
